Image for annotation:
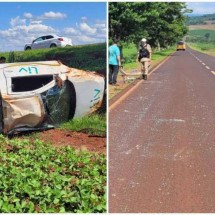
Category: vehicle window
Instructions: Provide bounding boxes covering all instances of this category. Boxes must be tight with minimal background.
[11,75,53,92]
[177,41,184,45]
[34,37,43,42]
[46,35,54,40]
[42,80,76,125]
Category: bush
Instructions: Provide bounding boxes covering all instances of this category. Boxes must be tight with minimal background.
[0,135,106,213]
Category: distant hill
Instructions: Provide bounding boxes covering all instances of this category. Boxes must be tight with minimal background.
[187,13,215,25]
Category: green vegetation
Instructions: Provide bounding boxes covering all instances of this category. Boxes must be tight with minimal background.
[188,42,215,57]
[187,13,215,25]
[1,43,106,74]
[186,13,215,56]
[0,135,106,213]
[109,2,189,48]
[122,43,175,70]
[187,29,215,56]
[109,43,175,99]
[61,114,106,136]
[0,43,107,212]
[187,29,215,43]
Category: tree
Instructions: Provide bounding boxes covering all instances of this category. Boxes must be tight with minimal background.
[205,33,210,41]
[109,2,190,49]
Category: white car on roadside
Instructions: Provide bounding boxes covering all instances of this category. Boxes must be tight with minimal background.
[24,35,72,50]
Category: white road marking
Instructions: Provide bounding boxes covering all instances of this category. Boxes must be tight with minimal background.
[157,118,185,123]
[211,71,215,76]
[189,51,213,74]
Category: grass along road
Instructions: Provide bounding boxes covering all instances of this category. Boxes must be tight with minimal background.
[109,44,176,99]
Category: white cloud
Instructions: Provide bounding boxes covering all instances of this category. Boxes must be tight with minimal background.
[81,17,88,22]
[71,35,102,44]
[40,11,67,19]
[10,16,26,27]
[93,23,106,29]
[0,19,57,51]
[31,20,43,25]
[24,13,33,19]
[63,18,106,45]
[80,22,97,34]
[64,27,80,35]
[0,16,106,51]
[64,17,106,45]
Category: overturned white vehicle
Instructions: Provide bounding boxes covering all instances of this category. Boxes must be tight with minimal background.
[0,61,105,135]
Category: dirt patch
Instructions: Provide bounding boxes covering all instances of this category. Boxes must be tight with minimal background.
[39,129,106,154]
[189,24,215,30]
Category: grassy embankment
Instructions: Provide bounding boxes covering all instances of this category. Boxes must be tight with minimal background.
[187,29,215,57]
[109,43,175,99]
[0,44,106,212]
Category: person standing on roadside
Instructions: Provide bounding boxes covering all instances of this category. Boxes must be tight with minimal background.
[109,39,121,85]
[137,38,152,80]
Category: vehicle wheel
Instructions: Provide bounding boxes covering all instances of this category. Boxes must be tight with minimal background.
[50,44,57,48]
[25,47,31,51]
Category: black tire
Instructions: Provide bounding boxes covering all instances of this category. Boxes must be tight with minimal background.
[25,46,31,51]
[50,44,57,48]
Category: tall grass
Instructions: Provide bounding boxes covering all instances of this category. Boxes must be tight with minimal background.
[1,43,106,74]
[60,114,106,136]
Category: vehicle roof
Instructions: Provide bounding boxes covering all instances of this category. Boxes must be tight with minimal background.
[36,34,61,38]
[0,60,62,69]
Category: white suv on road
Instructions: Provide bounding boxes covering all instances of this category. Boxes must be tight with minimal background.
[24,35,72,50]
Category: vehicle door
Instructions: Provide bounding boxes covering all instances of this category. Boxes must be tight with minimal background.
[44,35,55,48]
[31,37,45,49]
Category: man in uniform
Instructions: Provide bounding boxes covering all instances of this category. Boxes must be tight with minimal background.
[137,38,152,80]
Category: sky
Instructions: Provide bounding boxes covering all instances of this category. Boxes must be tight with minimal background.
[186,2,215,15]
[0,2,106,52]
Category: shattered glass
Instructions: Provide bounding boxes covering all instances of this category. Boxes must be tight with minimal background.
[41,80,76,126]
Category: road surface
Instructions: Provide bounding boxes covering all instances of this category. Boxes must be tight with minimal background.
[109,47,215,213]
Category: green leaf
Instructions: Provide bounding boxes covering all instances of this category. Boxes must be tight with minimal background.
[59,206,66,213]
[54,198,60,204]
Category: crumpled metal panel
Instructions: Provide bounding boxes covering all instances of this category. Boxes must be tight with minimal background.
[2,95,45,134]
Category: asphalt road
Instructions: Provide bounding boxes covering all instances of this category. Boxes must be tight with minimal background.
[109,47,215,213]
